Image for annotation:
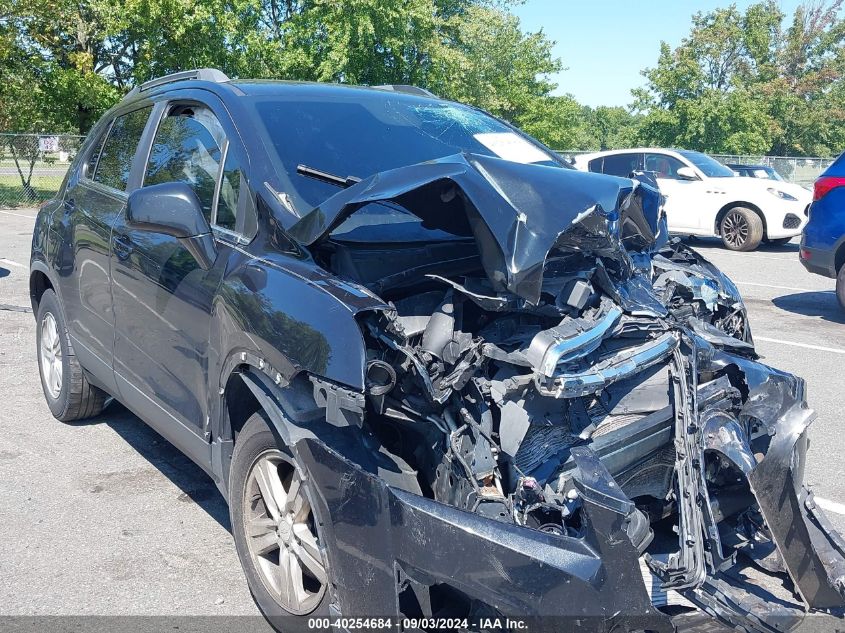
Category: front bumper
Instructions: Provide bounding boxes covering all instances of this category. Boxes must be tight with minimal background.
[291,413,845,632]
[296,438,674,632]
[765,202,809,239]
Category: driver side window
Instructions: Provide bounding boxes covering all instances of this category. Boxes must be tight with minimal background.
[644,153,687,180]
[145,105,229,224]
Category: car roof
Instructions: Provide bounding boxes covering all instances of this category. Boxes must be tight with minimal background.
[120,73,445,111]
[228,79,439,98]
[576,148,689,160]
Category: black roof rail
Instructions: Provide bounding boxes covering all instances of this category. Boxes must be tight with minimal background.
[371,84,438,98]
[126,68,230,98]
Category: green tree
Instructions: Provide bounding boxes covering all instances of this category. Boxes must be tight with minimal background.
[0,0,573,150]
[579,106,641,151]
[634,1,845,156]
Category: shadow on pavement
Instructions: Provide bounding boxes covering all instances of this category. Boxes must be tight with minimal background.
[759,240,799,253]
[772,290,845,324]
[70,401,231,532]
[677,235,799,253]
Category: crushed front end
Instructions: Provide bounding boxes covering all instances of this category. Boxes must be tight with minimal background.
[282,154,845,631]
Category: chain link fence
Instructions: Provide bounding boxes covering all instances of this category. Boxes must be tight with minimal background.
[0,133,837,207]
[0,134,85,208]
[558,150,835,187]
[708,154,834,187]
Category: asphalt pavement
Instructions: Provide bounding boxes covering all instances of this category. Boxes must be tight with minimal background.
[0,207,263,619]
[1,206,845,620]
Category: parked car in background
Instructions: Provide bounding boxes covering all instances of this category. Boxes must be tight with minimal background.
[574,148,811,251]
[800,151,845,308]
[726,163,787,181]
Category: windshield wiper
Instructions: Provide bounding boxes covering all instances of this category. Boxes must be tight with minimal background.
[297,164,362,188]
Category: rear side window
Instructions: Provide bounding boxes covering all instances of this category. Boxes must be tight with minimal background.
[601,153,641,177]
[587,157,603,173]
[93,107,152,191]
[144,105,226,224]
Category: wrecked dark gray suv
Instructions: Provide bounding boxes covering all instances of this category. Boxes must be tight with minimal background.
[30,70,845,632]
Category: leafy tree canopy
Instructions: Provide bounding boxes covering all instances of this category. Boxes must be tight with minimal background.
[0,0,842,156]
[633,1,845,156]
[0,0,574,148]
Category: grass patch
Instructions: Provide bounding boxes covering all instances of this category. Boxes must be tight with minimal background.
[0,173,64,208]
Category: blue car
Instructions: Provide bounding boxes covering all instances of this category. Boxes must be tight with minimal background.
[800,152,845,308]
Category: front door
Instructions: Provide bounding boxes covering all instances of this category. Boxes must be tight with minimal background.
[110,101,241,439]
[644,153,709,232]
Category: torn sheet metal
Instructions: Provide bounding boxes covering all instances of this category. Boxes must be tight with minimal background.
[289,152,665,305]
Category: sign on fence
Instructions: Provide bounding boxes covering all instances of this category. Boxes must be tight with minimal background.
[37,136,59,152]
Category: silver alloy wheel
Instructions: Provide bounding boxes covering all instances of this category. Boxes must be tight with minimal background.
[244,450,327,614]
[39,312,63,399]
[722,211,750,248]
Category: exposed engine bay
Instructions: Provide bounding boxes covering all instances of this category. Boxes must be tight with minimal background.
[279,154,845,632]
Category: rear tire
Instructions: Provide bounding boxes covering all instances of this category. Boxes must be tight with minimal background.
[230,411,330,631]
[837,265,845,311]
[36,289,107,422]
[720,207,763,251]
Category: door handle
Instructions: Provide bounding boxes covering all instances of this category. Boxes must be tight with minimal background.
[112,233,134,260]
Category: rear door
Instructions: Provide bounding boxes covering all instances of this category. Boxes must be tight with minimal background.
[598,152,642,178]
[55,106,153,386]
[110,95,247,449]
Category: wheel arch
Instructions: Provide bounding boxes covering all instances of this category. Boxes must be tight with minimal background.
[715,201,768,237]
[834,238,845,274]
[215,361,324,497]
[29,262,56,316]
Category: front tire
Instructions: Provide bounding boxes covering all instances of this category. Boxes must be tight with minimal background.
[720,207,763,251]
[230,412,330,630]
[36,289,107,421]
[837,265,845,311]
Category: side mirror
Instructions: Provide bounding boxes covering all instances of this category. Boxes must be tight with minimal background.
[126,182,216,269]
[127,181,210,238]
[676,166,699,181]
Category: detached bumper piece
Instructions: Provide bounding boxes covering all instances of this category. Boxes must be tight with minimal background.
[647,342,845,633]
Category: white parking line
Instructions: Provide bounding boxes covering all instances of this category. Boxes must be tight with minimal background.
[736,280,826,293]
[816,497,845,516]
[0,258,26,269]
[705,250,796,262]
[754,336,845,355]
[0,209,37,218]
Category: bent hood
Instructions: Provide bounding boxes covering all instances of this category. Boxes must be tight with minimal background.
[289,153,666,305]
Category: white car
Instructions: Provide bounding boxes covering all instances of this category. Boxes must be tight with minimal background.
[573,148,811,251]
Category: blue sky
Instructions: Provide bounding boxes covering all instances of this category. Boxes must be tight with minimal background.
[512,0,805,108]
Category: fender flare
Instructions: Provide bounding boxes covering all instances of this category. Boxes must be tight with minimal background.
[28,259,62,315]
[212,364,322,496]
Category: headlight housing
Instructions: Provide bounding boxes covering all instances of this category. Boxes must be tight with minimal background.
[767,187,798,201]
